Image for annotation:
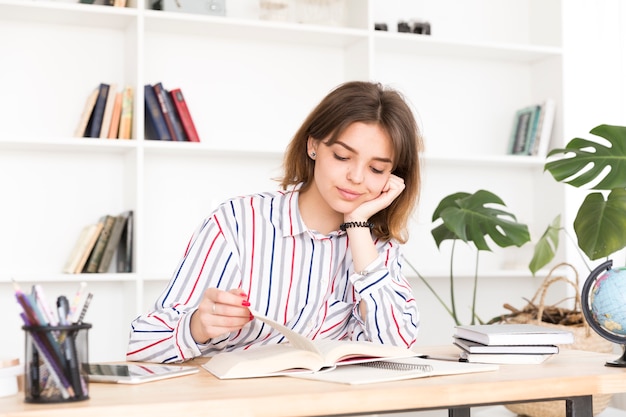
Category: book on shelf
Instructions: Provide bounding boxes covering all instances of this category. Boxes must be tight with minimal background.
[99,83,118,138]
[107,91,123,139]
[144,84,172,140]
[454,324,574,346]
[170,88,200,142]
[508,104,540,155]
[453,337,559,354]
[153,82,187,141]
[202,309,498,383]
[118,86,133,139]
[116,210,133,273]
[97,210,131,273]
[74,87,99,137]
[84,215,116,273]
[459,350,555,365]
[531,98,556,157]
[62,221,105,274]
[85,83,110,138]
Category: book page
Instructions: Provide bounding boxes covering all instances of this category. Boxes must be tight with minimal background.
[249,309,322,355]
[250,309,417,366]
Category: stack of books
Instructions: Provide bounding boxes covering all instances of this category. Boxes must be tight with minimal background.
[453,324,574,364]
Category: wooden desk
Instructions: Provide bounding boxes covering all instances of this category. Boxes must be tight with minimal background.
[2,347,626,417]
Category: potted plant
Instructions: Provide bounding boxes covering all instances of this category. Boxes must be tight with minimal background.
[404,189,531,326]
[530,124,626,273]
[404,124,626,327]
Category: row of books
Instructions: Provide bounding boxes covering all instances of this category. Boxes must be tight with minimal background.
[63,211,133,274]
[144,82,201,142]
[79,0,128,6]
[75,83,134,140]
[453,323,574,364]
[507,98,556,157]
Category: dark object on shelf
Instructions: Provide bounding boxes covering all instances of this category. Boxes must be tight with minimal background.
[150,0,225,16]
[412,20,431,35]
[374,23,388,31]
[397,21,411,33]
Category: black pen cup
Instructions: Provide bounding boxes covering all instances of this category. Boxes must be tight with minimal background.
[22,323,91,403]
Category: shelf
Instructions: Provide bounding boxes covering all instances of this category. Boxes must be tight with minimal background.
[141,140,284,159]
[423,153,547,168]
[0,0,137,28]
[143,10,368,48]
[0,137,137,154]
[374,31,562,63]
[1,272,137,284]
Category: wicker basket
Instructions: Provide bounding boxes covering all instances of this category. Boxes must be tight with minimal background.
[495,264,614,417]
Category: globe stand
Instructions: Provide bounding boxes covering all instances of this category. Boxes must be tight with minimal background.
[605,345,626,367]
[581,259,626,367]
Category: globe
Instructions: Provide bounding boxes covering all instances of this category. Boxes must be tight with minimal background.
[582,259,626,367]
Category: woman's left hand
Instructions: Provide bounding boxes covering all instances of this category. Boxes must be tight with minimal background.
[346,174,405,221]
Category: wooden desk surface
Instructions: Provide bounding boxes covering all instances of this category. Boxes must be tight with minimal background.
[2,347,626,417]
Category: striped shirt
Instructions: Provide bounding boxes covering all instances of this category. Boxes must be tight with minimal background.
[127,187,420,363]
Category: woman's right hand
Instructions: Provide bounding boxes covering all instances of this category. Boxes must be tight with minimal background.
[190,288,253,344]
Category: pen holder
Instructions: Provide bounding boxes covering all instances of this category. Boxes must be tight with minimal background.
[22,323,91,403]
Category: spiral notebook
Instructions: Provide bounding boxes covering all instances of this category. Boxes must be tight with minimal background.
[289,356,498,385]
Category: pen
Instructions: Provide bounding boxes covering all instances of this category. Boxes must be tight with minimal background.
[57,295,70,326]
[418,354,463,362]
[76,293,93,324]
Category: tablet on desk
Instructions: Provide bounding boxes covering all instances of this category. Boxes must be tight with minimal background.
[85,363,199,384]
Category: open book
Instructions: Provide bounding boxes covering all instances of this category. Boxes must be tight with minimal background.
[202,310,498,383]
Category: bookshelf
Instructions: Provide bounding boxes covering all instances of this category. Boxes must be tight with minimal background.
[0,0,568,361]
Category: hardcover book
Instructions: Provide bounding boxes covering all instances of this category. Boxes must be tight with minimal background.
[459,350,555,365]
[153,82,186,141]
[74,87,99,137]
[531,98,556,157]
[203,310,498,383]
[62,222,105,274]
[116,210,133,273]
[85,83,110,138]
[454,324,574,346]
[170,88,200,142]
[144,84,171,140]
[84,215,116,273]
[107,91,123,139]
[99,83,118,138]
[97,210,131,273]
[453,337,559,354]
[118,87,133,139]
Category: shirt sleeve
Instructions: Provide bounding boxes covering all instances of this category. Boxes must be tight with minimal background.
[347,240,420,349]
[126,212,241,363]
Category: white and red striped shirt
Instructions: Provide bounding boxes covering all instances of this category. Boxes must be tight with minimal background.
[127,187,419,363]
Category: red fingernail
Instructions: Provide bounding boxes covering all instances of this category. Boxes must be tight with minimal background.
[242,300,251,307]
[249,314,254,321]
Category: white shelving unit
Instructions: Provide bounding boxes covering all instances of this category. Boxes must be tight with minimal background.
[0,0,566,361]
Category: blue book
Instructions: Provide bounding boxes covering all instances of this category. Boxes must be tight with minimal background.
[153,82,187,141]
[144,85,171,140]
[85,83,110,138]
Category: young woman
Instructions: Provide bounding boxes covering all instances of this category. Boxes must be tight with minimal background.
[127,81,424,363]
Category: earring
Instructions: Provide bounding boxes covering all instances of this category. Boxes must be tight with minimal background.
[310,152,316,158]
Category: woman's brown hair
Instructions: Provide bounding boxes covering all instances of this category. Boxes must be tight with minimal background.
[281,81,423,243]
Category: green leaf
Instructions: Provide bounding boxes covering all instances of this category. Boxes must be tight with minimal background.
[529,215,561,274]
[574,188,626,260]
[545,124,626,190]
[431,190,530,251]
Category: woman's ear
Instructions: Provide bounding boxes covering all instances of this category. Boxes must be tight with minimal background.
[307,136,318,157]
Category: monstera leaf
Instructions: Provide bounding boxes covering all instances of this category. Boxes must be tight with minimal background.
[574,189,626,260]
[543,124,626,261]
[545,124,626,190]
[431,190,530,251]
[529,215,561,274]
